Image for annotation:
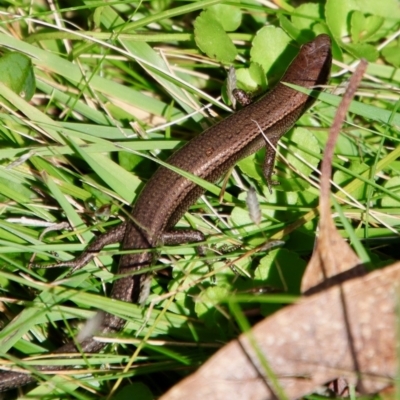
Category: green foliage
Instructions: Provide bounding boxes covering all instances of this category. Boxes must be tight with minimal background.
[194,10,238,63]
[0,0,398,398]
[0,52,35,105]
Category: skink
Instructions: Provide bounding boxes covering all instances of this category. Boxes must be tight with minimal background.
[0,34,332,392]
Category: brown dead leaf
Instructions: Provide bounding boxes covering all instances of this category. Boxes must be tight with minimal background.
[161,262,400,400]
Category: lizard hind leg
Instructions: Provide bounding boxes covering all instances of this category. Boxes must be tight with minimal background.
[30,223,127,276]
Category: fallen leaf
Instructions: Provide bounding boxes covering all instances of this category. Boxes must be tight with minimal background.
[161,262,399,399]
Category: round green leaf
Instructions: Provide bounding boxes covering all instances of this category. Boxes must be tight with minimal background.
[250,26,292,82]
[194,11,237,63]
[235,62,267,93]
[350,11,384,43]
[291,3,324,32]
[237,152,262,182]
[0,52,35,101]
[206,4,242,32]
[326,0,400,37]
